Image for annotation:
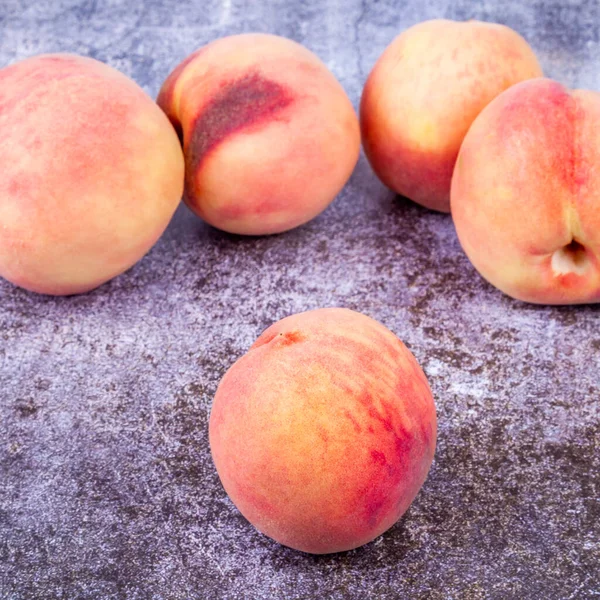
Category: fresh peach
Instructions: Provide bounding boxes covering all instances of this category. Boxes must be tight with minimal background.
[209,308,437,554]
[360,19,542,212]
[451,78,600,304]
[0,54,184,296]
[158,34,360,235]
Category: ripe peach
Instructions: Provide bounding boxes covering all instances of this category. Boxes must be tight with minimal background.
[0,54,184,296]
[451,78,600,304]
[209,308,437,554]
[158,34,360,235]
[360,19,542,212]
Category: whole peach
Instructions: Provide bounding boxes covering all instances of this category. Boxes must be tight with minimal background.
[0,54,184,295]
[451,78,600,304]
[209,308,437,554]
[158,34,360,235]
[360,19,542,212]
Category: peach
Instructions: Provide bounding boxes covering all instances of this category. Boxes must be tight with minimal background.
[209,308,436,554]
[451,78,600,304]
[158,34,360,235]
[360,19,542,212]
[0,54,184,296]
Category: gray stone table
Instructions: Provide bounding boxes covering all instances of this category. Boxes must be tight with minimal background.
[1,1,599,598]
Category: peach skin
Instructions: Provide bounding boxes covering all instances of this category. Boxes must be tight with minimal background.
[158,34,360,235]
[209,308,437,554]
[360,19,542,212]
[0,54,184,295]
[451,78,600,305]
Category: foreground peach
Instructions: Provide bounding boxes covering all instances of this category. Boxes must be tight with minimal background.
[0,54,184,295]
[360,19,542,212]
[209,308,437,554]
[158,34,360,235]
[451,78,600,304]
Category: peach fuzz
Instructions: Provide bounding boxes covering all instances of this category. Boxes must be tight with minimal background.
[360,19,542,212]
[0,54,184,295]
[209,308,437,554]
[158,34,360,235]
[451,78,600,305]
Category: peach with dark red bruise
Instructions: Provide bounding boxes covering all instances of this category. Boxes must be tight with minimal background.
[0,54,184,295]
[209,308,437,554]
[451,78,600,304]
[360,19,542,212]
[158,34,360,235]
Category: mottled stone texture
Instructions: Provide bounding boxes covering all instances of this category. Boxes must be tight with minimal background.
[0,1,599,598]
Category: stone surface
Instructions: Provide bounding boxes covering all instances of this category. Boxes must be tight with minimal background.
[0,1,599,598]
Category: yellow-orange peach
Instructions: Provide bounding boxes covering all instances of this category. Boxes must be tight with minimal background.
[158,34,360,235]
[0,54,184,295]
[209,308,437,554]
[360,19,542,212]
[451,78,600,304]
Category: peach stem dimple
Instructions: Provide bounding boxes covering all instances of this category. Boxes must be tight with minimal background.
[551,240,590,276]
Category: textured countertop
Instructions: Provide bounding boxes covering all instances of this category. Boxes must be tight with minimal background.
[1,1,599,598]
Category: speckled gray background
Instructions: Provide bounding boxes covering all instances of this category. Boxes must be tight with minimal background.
[1,1,599,598]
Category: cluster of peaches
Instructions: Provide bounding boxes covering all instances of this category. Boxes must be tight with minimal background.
[1,19,597,555]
